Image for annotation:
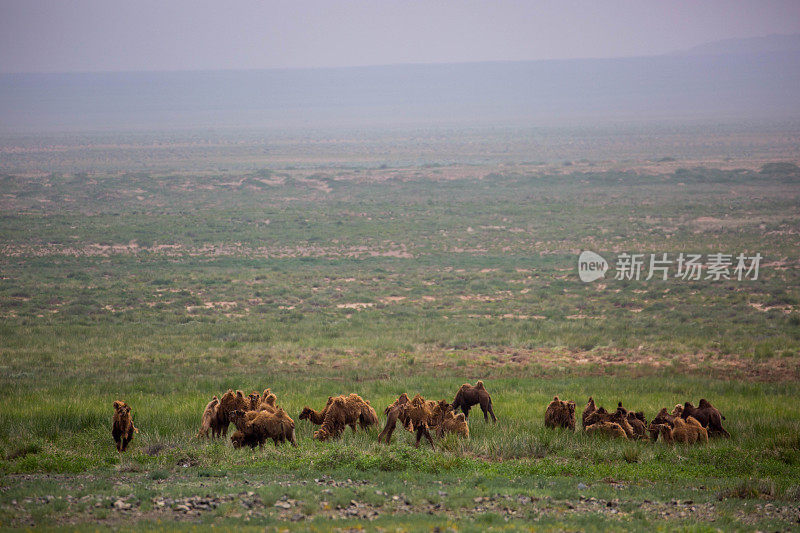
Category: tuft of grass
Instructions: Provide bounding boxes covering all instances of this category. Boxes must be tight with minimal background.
[148,469,169,480]
[142,443,170,457]
[4,443,41,461]
[718,478,776,500]
[622,446,640,464]
[784,484,800,501]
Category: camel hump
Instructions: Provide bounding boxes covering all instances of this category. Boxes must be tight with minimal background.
[476,380,485,388]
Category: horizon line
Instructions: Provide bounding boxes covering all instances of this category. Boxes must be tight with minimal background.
[2,32,799,77]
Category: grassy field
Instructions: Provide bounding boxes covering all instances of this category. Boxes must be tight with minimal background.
[1,144,799,530]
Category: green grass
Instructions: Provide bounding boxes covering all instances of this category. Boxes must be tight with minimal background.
[1,164,798,359]
[1,159,799,529]
[1,369,799,529]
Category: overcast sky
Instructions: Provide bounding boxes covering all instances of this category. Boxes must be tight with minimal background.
[1,0,799,73]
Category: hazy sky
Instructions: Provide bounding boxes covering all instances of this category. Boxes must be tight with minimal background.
[1,0,799,73]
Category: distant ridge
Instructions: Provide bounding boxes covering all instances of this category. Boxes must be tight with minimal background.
[674,33,800,56]
[2,39,799,133]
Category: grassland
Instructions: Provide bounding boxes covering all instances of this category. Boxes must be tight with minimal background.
[1,141,799,530]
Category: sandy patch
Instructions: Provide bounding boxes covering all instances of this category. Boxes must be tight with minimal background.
[336,303,374,310]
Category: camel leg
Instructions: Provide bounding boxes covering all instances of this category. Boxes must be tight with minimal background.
[379,417,396,444]
[712,427,731,438]
[462,406,471,420]
[481,398,498,422]
[384,424,395,444]
[421,426,435,449]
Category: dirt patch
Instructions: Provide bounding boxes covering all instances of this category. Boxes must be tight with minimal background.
[336,303,374,310]
[5,480,798,528]
[690,215,792,232]
[0,242,417,260]
[395,346,800,383]
[749,302,794,314]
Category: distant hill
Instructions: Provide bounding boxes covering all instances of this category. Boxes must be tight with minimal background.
[675,33,800,56]
[1,38,799,133]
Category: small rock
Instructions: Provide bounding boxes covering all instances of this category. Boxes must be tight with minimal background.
[113,499,131,510]
[577,483,588,490]
[274,501,292,509]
